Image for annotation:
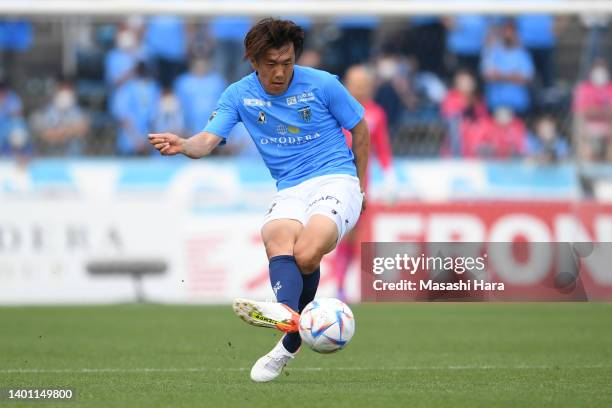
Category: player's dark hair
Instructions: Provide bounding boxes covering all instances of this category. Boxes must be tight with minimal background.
[244,18,304,62]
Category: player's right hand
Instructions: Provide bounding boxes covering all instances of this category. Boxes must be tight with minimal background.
[148,133,184,156]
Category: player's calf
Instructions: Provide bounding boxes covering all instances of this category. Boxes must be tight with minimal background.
[293,244,323,275]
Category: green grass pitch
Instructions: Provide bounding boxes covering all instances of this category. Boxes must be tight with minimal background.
[1,303,611,407]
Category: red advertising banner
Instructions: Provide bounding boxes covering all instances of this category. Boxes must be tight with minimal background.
[359,201,612,301]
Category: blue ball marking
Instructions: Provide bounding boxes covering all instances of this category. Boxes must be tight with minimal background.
[322,334,347,347]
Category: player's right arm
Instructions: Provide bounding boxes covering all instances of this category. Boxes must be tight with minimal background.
[148,131,223,158]
[150,84,239,158]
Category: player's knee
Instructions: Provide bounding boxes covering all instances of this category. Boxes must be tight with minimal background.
[293,240,323,274]
[261,220,302,258]
[264,238,294,258]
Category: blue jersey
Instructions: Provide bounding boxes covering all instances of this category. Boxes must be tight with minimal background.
[204,65,364,190]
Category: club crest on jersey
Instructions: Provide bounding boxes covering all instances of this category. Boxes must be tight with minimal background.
[258,111,266,124]
[298,106,311,123]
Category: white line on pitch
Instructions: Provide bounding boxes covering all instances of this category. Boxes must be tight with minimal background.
[0,365,609,374]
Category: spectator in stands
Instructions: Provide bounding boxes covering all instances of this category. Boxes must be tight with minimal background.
[30,79,89,156]
[444,15,489,76]
[481,20,534,115]
[0,79,31,156]
[527,115,570,164]
[374,54,418,130]
[174,57,226,136]
[208,16,252,83]
[462,106,527,158]
[144,16,189,88]
[152,88,184,136]
[517,14,563,89]
[442,70,488,156]
[412,65,447,116]
[374,52,445,129]
[111,63,160,155]
[442,70,488,120]
[573,60,612,162]
[344,65,394,175]
[105,28,146,90]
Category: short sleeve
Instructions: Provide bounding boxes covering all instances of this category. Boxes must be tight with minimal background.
[203,85,240,145]
[323,74,364,130]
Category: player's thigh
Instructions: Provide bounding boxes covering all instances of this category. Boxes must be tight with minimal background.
[261,219,303,258]
[261,191,307,258]
[305,175,363,245]
[294,175,363,272]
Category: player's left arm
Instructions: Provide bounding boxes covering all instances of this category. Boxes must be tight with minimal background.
[324,73,370,210]
[349,118,370,212]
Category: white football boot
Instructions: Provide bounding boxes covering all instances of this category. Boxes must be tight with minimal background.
[232,298,300,333]
[250,336,297,382]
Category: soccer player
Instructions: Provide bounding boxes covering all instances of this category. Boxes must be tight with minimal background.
[149,18,369,382]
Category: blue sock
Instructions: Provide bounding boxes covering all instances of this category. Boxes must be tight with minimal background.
[299,267,320,311]
[269,255,303,313]
[283,267,321,353]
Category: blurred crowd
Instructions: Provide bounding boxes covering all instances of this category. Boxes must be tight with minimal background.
[1,15,611,163]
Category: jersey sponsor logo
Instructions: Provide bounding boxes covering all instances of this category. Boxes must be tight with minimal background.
[298,106,312,123]
[276,124,287,135]
[258,111,266,124]
[307,194,342,209]
[298,91,315,102]
[208,110,217,123]
[288,126,300,134]
[259,132,320,146]
[244,98,271,107]
[287,92,315,105]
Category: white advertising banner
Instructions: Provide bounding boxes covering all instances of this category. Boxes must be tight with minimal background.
[0,199,353,305]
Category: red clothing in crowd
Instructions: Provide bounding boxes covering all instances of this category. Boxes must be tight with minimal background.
[441,90,488,119]
[573,81,612,115]
[462,117,527,158]
[573,81,612,136]
[343,100,393,191]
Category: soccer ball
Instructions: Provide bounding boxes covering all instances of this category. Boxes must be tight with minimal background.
[298,298,355,353]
